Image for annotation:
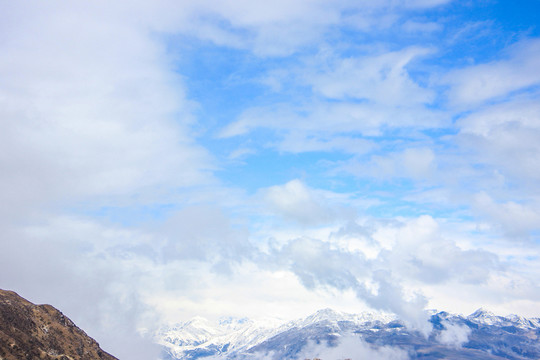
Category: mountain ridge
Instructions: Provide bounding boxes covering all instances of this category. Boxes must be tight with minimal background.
[157,308,540,360]
[0,289,117,360]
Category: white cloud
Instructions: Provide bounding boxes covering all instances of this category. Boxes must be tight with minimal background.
[275,237,368,291]
[473,192,540,238]
[401,148,436,178]
[456,97,540,185]
[444,39,540,105]
[262,214,499,335]
[0,2,214,225]
[262,179,353,225]
[305,47,435,106]
[0,3,215,359]
[160,205,253,265]
[220,101,447,140]
[449,96,540,239]
[339,147,436,181]
[0,215,164,359]
[188,0,451,55]
[374,215,501,285]
[437,321,471,348]
[402,20,442,33]
[228,147,256,160]
[278,132,375,155]
[219,45,446,146]
[3,2,540,359]
[298,335,409,360]
[457,97,540,137]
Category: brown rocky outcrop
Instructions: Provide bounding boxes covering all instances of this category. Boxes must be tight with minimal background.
[0,289,117,360]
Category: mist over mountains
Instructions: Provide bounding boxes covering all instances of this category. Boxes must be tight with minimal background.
[2,1,540,359]
[2,287,539,360]
[157,308,540,360]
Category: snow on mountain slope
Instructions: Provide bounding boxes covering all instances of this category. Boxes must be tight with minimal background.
[157,308,540,360]
[157,308,398,359]
[157,315,288,359]
[158,317,222,348]
[467,308,540,329]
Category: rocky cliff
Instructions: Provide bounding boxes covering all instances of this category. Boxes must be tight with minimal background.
[0,289,117,360]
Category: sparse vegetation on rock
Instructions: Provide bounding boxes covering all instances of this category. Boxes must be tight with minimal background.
[0,289,117,360]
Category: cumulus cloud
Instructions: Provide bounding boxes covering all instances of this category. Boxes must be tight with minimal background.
[359,271,432,336]
[267,234,435,334]
[2,1,540,359]
[377,215,502,285]
[261,214,506,335]
[275,237,368,291]
[0,3,458,357]
[437,321,471,348]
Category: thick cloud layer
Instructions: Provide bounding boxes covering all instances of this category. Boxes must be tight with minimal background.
[1,1,540,359]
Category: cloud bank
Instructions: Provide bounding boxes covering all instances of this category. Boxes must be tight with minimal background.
[1,1,540,359]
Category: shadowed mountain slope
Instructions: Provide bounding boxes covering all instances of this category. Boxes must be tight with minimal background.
[158,308,540,360]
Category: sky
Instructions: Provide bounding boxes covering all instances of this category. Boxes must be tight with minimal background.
[1,0,540,358]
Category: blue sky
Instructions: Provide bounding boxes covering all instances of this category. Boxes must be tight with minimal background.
[1,1,540,359]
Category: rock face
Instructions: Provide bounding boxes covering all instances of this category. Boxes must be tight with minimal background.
[0,289,117,360]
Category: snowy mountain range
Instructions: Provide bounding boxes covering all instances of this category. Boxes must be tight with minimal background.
[156,308,540,360]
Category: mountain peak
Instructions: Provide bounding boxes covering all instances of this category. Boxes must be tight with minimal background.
[314,307,342,317]
[0,289,117,360]
[302,308,344,325]
[469,308,496,318]
[158,308,540,360]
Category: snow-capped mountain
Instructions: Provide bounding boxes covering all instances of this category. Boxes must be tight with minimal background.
[157,315,287,359]
[157,308,394,359]
[289,308,396,329]
[157,308,540,360]
[467,308,540,329]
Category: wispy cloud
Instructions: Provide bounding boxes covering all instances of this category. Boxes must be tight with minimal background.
[444,39,540,106]
[2,1,540,359]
